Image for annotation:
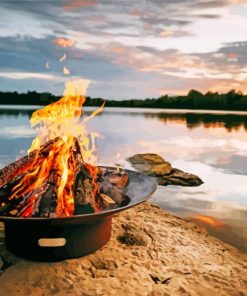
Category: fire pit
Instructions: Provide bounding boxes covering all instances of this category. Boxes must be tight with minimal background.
[0,79,157,261]
[0,167,156,261]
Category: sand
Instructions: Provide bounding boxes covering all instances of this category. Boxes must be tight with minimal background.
[0,202,246,296]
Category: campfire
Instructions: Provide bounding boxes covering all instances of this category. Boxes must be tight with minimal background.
[0,80,129,218]
[0,79,157,261]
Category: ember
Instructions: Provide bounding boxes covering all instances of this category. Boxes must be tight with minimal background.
[0,80,129,218]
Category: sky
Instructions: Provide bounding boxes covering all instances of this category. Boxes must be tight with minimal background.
[0,0,247,99]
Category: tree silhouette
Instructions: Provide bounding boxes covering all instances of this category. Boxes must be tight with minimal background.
[1,90,247,111]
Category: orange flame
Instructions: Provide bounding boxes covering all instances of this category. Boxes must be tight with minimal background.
[11,79,105,217]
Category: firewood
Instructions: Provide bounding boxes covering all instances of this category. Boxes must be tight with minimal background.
[99,193,118,210]
[0,136,130,217]
[99,180,130,206]
[71,138,98,214]
[98,167,129,189]
[0,137,63,187]
[108,173,128,189]
[97,167,130,207]
[74,171,97,214]
[0,173,28,216]
[34,180,56,217]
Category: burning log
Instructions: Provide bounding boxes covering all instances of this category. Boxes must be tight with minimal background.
[0,138,64,217]
[0,138,62,187]
[0,138,130,218]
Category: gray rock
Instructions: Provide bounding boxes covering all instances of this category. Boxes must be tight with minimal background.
[127,153,203,186]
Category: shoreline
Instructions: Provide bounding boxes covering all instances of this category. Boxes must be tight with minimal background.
[1,104,247,115]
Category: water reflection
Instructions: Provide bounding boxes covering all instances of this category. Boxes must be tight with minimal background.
[0,106,247,252]
[0,107,36,117]
[2,106,247,132]
[189,214,247,252]
[151,186,247,252]
[144,112,247,132]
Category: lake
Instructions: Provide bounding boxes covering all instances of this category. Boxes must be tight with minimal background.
[0,105,247,252]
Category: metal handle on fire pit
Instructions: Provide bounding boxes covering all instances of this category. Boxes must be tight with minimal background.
[38,238,66,247]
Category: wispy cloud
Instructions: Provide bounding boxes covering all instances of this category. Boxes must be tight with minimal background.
[0,0,247,97]
[0,72,60,80]
[53,37,76,48]
[63,0,96,11]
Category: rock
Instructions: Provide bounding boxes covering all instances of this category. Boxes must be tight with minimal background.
[0,202,246,296]
[127,153,203,186]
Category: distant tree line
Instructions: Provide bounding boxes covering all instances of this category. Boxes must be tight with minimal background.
[0,91,59,105]
[1,89,247,111]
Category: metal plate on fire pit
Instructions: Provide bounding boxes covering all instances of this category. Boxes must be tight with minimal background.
[0,167,157,225]
[38,238,66,247]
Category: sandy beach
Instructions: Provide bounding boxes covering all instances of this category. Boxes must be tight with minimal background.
[0,202,246,296]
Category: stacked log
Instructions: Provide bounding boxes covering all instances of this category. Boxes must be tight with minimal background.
[0,138,129,218]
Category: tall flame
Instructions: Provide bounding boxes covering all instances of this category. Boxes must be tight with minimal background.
[29,79,97,160]
[11,79,104,217]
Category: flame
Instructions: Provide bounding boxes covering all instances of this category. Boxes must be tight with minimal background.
[59,53,67,63]
[10,79,105,217]
[53,38,75,48]
[63,66,70,75]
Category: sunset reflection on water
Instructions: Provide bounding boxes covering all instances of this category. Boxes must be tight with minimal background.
[0,106,246,251]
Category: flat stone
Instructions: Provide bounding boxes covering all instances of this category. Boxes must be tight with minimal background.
[150,163,172,175]
[127,153,203,186]
[128,153,166,165]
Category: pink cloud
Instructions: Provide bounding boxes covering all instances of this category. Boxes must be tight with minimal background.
[63,0,96,11]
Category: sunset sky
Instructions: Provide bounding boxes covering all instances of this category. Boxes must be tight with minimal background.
[0,0,247,99]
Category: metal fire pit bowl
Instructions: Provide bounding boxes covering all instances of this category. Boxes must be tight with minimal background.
[0,167,157,261]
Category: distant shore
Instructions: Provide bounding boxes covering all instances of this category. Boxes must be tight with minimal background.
[1,104,247,116]
[1,89,247,111]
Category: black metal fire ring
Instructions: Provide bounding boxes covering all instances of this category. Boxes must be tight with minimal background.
[0,167,157,261]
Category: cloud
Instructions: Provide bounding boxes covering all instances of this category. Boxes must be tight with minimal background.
[0,0,247,97]
[194,0,229,9]
[197,14,221,19]
[0,72,59,80]
[63,1,96,11]
[160,30,173,37]
[53,37,76,48]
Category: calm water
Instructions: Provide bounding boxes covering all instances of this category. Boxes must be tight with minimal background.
[0,105,247,252]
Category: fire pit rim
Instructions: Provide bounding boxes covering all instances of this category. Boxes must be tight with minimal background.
[0,166,157,222]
